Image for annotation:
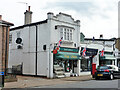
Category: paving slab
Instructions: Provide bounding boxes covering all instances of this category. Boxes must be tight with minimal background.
[4,75,92,88]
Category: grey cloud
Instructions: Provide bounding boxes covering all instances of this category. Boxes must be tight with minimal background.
[45,2,97,16]
[44,2,110,19]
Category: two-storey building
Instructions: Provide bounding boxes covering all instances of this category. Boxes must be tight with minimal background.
[8,7,81,78]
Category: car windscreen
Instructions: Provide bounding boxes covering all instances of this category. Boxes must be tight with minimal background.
[97,66,109,70]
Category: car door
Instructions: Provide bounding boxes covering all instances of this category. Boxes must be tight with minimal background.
[113,68,120,78]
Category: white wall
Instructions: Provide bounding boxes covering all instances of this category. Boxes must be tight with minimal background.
[9,26,36,75]
[37,23,49,76]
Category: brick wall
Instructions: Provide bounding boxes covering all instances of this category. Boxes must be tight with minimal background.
[116,38,120,51]
[0,26,10,74]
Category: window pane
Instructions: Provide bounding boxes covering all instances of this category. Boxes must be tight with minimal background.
[64,28,66,32]
[67,29,69,40]
[64,28,66,40]
[70,33,72,40]
[60,28,63,38]
[64,32,66,40]
[9,34,12,44]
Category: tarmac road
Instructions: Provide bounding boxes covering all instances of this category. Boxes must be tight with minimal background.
[34,79,119,88]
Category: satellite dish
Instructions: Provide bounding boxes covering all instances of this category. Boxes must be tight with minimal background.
[16,38,22,44]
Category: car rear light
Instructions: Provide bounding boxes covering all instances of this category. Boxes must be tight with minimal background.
[104,69,109,72]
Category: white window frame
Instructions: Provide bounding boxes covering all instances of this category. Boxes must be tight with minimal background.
[60,27,73,41]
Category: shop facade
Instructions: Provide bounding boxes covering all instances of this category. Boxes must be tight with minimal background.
[80,47,98,72]
[80,35,116,75]
[99,51,116,65]
[8,11,80,78]
[53,47,80,77]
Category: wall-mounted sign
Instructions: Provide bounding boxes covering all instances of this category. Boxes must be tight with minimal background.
[81,47,98,56]
[60,47,79,53]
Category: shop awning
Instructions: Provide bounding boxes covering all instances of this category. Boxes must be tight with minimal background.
[100,54,116,60]
[55,52,81,60]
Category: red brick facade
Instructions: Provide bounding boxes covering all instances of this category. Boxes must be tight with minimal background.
[0,15,13,75]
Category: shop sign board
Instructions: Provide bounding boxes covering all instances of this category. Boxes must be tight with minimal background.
[55,52,80,60]
[81,47,98,56]
[60,47,79,53]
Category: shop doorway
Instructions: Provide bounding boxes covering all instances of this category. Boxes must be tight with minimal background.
[54,59,77,73]
[64,60,77,73]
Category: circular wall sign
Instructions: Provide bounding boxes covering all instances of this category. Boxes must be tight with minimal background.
[53,49,57,54]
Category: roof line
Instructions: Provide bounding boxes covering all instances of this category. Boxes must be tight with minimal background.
[10,19,47,31]
[85,38,116,41]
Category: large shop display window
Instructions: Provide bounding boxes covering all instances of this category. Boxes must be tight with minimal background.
[100,60,112,65]
[54,59,77,73]
[81,59,91,72]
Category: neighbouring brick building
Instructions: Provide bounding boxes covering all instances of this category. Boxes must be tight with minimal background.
[116,38,120,51]
[0,15,14,75]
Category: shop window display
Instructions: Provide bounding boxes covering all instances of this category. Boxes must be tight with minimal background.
[81,59,91,72]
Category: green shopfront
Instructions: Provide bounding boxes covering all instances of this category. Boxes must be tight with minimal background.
[53,47,81,77]
[99,52,116,65]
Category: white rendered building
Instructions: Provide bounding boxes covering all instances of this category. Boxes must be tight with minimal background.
[8,9,81,78]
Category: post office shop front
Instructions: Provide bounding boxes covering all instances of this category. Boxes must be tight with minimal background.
[53,47,81,77]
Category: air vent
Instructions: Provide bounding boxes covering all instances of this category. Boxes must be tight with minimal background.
[16,38,22,44]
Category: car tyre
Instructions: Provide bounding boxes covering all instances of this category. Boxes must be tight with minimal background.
[95,76,99,80]
[110,74,114,80]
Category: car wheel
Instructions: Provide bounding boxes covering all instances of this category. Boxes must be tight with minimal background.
[110,74,114,80]
[95,76,99,80]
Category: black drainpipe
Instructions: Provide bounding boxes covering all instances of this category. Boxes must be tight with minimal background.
[35,25,38,76]
[5,26,8,76]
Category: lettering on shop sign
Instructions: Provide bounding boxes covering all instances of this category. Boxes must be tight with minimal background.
[64,55,77,59]
[64,55,69,58]
[60,47,78,53]
[71,55,77,58]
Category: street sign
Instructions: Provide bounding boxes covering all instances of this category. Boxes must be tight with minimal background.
[0,72,4,75]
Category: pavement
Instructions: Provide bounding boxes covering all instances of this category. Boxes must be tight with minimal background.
[3,75,92,88]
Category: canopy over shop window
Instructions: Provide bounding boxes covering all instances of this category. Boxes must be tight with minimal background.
[55,52,81,60]
[100,54,116,60]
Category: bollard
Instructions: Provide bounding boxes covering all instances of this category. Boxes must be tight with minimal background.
[0,72,4,88]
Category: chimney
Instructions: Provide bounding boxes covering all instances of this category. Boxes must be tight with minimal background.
[28,6,30,12]
[99,34,103,39]
[24,6,33,25]
[47,12,54,19]
[0,15,2,20]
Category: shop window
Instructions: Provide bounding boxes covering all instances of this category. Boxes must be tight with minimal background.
[81,59,91,72]
[100,60,112,65]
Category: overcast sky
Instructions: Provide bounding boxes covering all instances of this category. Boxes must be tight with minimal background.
[0,0,119,39]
